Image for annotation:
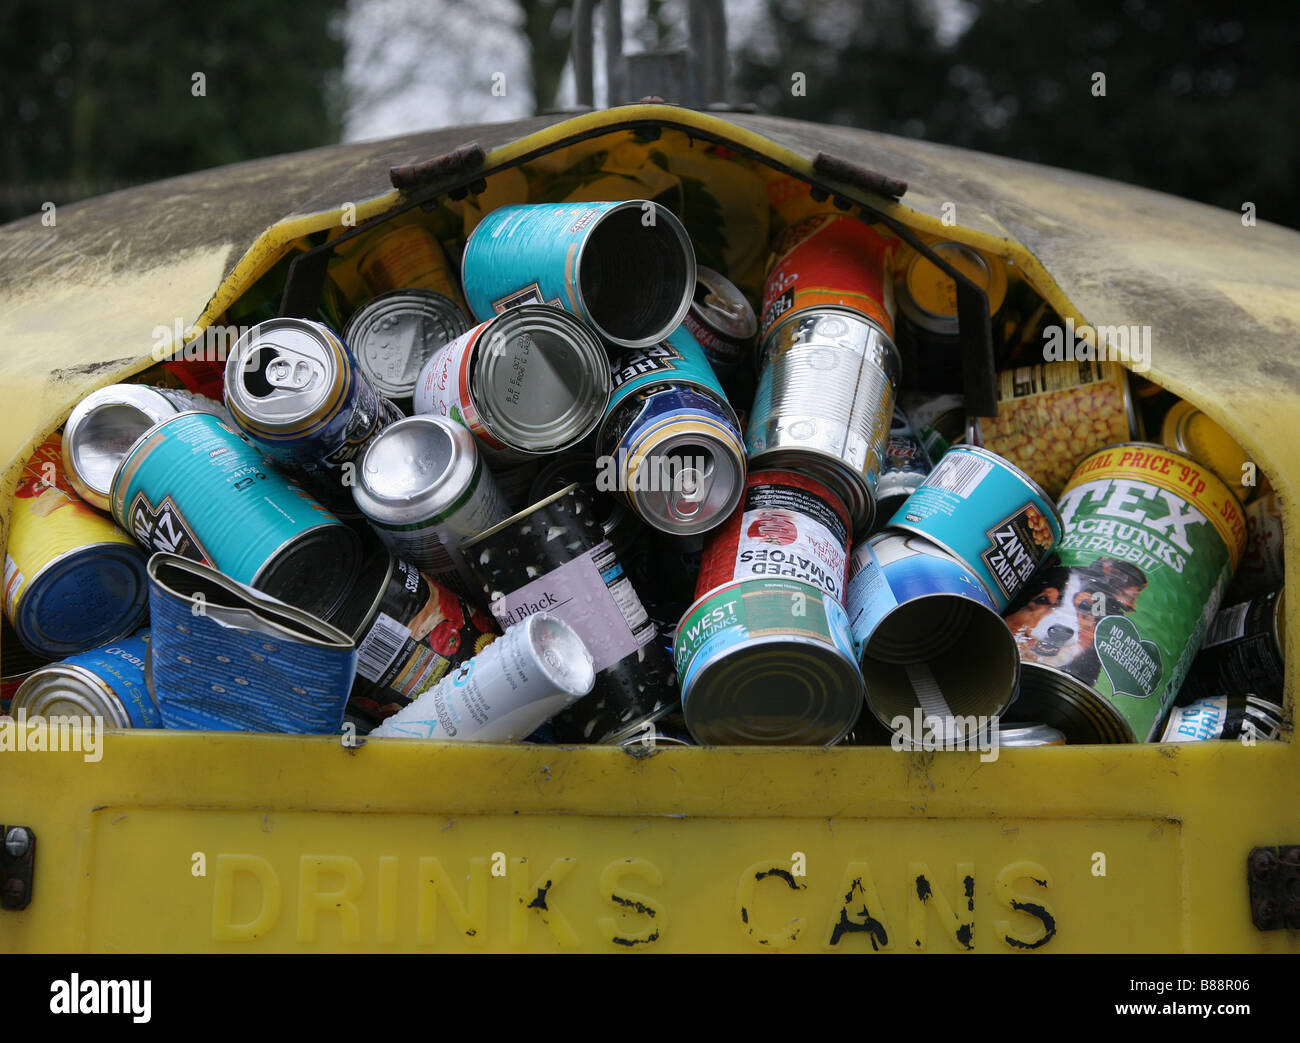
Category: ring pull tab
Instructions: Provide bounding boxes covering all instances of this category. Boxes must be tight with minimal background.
[702,290,746,323]
[667,457,715,520]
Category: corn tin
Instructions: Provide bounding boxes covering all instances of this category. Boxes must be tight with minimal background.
[12,630,158,728]
[4,434,149,659]
[674,577,864,746]
[759,215,897,342]
[461,201,696,349]
[412,305,610,462]
[343,289,471,405]
[696,470,852,603]
[887,444,1062,613]
[1005,443,1248,743]
[369,612,594,743]
[357,224,467,307]
[110,412,360,619]
[681,265,757,377]
[1160,399,1253,502]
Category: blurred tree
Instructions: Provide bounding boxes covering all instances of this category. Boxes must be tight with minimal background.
[0,0,347,222]
[519,0,576,112]
[734,0,1300,230]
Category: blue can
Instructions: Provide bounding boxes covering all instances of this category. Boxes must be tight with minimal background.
[461,201,696,349]
[110,412,360,618]
[606,324,728,416]
[12,630,160,728]
[885,445,1063,613]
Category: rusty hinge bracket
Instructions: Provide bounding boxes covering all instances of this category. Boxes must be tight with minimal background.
[1248,845,1299,930]
[813,152,907,201]
[1,825,35,910]
[389,142,487,192]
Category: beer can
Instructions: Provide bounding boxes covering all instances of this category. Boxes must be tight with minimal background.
[110,412,360,619]
[462,483,678,744]
[759,215,897,343]
[12,630,159,728]
[329,545,499,724]
[1229,491,1285,601]
[975,362,1140,499]
[343,289,471,406]
[887,444,1063,613]
[357,224,467,307]
[4,434,149,659]
[696,470,852,603]
[874,404,934,525]
[63,384,231,511]
[845,532,1019,742]
[1175,588,1285,709]
[461,200,696,349]
[351,415,510,592]
[1005,443,1247,743]
[673,577,864,746]
[748,307,900,533]
[370,612,595,742]
[1161,693,1285,742]
[682,265,757,377]
[412,305,610,462]
[1160,399,1253,502]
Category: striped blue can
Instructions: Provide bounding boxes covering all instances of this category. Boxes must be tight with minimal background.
[12,630,160,728]
[606,324,728,416]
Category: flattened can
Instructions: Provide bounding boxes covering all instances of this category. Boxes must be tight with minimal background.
[748,307,900,533]
[12,630,159,728]
[1005,443,1248,743]
[1175,588,1285,709]
[759,215,897,342]
[462,483,678,744]
[673,577,864,745]
[874,404,934,524]
[329,545,499,724]
[63,383,231,511]
[4,434,149,659]
[343,289,471,405]
[887,444,1062,613]
[351,415,510,592]
[845,532,1019,742]
[681,265,757,377]
[461,200,696,349]
[369,612,595,743]
[1228,491,1285,601]
[110,412,360,619]
[358,224,467,307]
[696,470,852,603]
[412,305,610,462]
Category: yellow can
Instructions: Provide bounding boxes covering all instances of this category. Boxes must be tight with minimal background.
[3,434,148,659]
[357,224,466,308]
[896,240,1009,337]
[1160,400,1252,501]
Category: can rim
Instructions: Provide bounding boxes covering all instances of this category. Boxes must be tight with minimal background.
[223,318,350,435]
[460,481,582,550]
[690,265,758,340]
[343,289,470,400]
[1014,661,1137,743]
[13,662,131,727]
[64,385,183,510]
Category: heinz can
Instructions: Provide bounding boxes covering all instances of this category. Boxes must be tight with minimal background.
[1005,443,1248,743]
[682,266,757,377]
[351,415,510,592]
[4,434,149,659]
[12,630,159,728]
[696,470,852,603]
[110,412,360,618]
[748,308,900,533]
[673,577,864,745]
[412,305,610,462]
[887,445,1063,613]
[462,484,678,743]
[343,289,471,406]
[759,215,897,342]
[874,404,934,524]
[358,224,467,307]
[1175,588,1285,710]
[461,201,696,349]
[369,612,595,742]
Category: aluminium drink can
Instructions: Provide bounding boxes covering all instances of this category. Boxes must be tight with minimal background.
[1174,587,1285,710]
[11,630,159,728]
[681,265,757,378]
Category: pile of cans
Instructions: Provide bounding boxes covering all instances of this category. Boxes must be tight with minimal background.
[1,187,1286,749]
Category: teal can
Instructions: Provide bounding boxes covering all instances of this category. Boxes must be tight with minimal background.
[461,201,696,349]
[606,324,727,415]
[110,412,360,618]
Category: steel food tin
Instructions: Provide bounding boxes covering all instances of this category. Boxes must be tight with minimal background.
[110,411,360,618]
[1005,443,1248,743]
[461,200,696,349]
[412,305,610,461]
[369,612,595,743]
[4,434,149,659]
[12,630,159,728]
[696,470,852,603]
[887,444,1063,613]
[673,576,864,746]
[357,224,467,306]
[681,265,757,377]
[1160,399,1252,502]
[351,415,510,592]
[343,289,471,405]
[845,532,1019,741]
[759,214,897,342]
[874,404,934,524]
[462,483,677,743]
[748,307,900,533]
[1175,587,1285,709]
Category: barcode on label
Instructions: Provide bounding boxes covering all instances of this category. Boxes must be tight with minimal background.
[925,451,993,498]
[356,612,410,682]
[1204,601,1250,648]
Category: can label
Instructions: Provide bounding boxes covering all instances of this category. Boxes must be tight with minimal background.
[1230,491,1284,599]
[1176,589,1284,706]
[62,633,160,727]
[359,225,465,305]
[607,325,726,416]
[682,310,745,373]
[698,472,851,602]
[413,319,504,451]
[488,540,655,673]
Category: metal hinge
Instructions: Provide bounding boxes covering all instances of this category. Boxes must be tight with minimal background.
[389,142,487,193]
[1,825,35,910]
[1248,845,1299,930]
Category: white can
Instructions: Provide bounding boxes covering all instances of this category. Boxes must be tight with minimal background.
[369,612,595,742]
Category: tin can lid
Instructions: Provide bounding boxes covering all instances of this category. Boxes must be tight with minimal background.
[224,318,347,430]
[12,663,131,727]
[897,241,1008,336]
[690,266,757,341]
[354,415,481,526]
[468,307,610,454]
[344,290,470,401]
